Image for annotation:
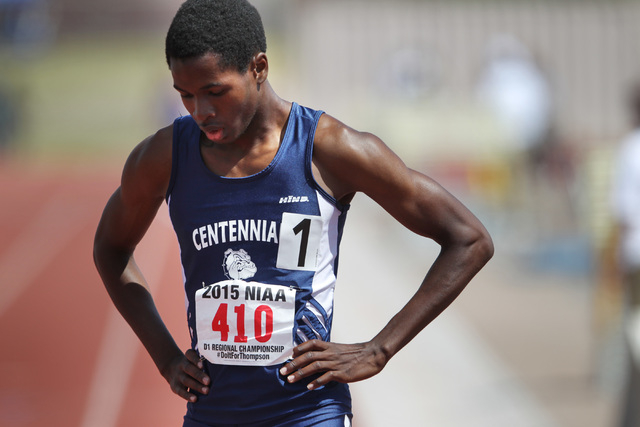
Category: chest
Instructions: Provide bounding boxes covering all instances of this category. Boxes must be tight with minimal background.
[199,136,281,178]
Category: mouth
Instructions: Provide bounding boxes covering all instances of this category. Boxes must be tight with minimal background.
[201,124,224,142]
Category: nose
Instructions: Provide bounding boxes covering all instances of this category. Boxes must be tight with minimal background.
[191,96,215,123]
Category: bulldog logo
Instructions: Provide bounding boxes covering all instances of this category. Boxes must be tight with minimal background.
[223,248,257,280]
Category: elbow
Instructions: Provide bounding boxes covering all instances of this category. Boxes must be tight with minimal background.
[479,230,494,266]
[92,227,129,282]
[446,220,493,269]
[92,232,103,270]
[469,226,494,268]
[93,227,109,272]
[93,234,112,283]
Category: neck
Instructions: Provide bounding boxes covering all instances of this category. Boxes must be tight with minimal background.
[237,82,290,148]
[198,83,292,177]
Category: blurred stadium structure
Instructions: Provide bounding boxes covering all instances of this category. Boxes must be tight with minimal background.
[2,0,639,139]
[2,0,640,426]
[1,0,637,230]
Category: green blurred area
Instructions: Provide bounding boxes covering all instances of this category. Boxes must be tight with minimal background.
[0,33,174,164]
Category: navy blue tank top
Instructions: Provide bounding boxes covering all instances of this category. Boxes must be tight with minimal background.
[166,103,352,424]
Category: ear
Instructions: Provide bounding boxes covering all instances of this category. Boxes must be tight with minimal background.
[252,53,268,84]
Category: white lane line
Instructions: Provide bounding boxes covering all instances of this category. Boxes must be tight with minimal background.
[0,192,89,316]
[80,208,174,427]
[334,199,557,427]
[78,308,141,427]
[348,313,559,427]
[411,314,558,427]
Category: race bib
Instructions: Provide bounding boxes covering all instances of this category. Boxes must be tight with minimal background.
[195,280,296,366]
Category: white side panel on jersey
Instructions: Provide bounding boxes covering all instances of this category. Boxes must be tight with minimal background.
[308,191,343,322]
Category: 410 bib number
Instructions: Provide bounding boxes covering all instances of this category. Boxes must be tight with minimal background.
[195,280,296,366]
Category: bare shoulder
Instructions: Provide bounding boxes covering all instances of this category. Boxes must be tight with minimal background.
[121,124,174,202]
[312,113,411,202]
[314,113,385,161]
[313,114,491,245]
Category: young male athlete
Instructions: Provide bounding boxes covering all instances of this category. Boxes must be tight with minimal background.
[93,1,494,425]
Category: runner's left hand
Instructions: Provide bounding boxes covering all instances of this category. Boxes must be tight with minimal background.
[279,340,387,390]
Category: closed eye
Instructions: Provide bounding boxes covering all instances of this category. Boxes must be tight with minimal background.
[208,88,229,97]
[174,87,192,99]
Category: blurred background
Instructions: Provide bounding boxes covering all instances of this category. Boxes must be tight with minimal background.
[1,0,640,426]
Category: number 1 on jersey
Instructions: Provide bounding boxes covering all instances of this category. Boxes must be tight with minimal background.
[292,218,311,267]
[276,213,322,271]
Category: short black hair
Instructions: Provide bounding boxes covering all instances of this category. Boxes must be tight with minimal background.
[165,0,267,72]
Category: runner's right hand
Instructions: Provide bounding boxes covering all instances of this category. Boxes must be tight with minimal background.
[161,349,211,402]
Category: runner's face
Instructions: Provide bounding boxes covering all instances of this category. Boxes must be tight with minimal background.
[170,53,259,144]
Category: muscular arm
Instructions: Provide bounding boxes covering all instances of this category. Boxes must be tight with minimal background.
[93,126,210,402]
[281,114,494,389]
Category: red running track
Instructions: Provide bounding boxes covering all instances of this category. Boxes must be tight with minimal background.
[0,161,190,427]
